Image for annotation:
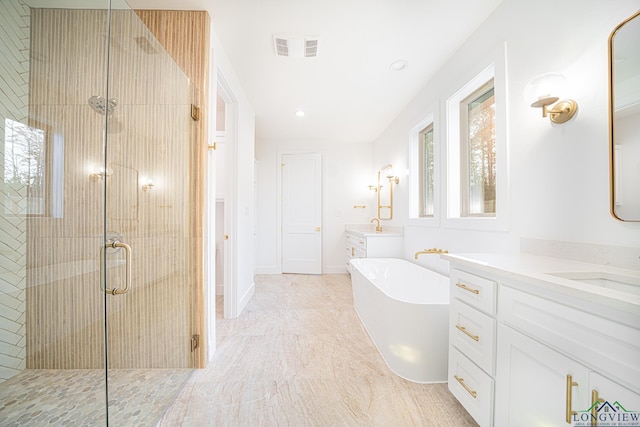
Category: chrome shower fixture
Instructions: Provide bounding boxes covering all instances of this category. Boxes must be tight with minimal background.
[88,95,117,116]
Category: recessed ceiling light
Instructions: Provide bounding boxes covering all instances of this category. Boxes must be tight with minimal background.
[295,110,305,117]
[389,60,408,71]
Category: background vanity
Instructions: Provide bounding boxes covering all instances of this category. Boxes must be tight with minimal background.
[344,225,403,273]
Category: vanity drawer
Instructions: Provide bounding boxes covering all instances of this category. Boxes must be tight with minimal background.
[346,233,366,250]
[450,268,497,315]
[449,346,494,427]
[500,285,640,393]
[450,299,496,376]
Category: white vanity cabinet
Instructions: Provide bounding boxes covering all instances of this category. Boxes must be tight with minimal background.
[448,268,497,427]
[345,230,403,272]
[496,284,640,427]
[495,323,591,426]
[444,254,640,427]
[345,232,367,266]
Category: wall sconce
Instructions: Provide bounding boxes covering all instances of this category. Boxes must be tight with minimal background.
[141,178,154,191]
[381,164,400,184]
[89,165,112,180]
[524,72,578,124]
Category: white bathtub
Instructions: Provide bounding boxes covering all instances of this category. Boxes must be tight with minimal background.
[349,258,449,383]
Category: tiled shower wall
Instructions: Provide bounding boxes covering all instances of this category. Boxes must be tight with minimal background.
[0,0,29,383]
[26,8,208,370]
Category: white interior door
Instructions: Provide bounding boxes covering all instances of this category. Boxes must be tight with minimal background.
[282,153,322,274]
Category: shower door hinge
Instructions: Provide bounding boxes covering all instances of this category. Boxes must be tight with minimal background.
[190,334,200,352]
[191,104,200,121]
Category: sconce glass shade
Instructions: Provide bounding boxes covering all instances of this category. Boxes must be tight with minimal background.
[385,166,394,179]
[523,72,566,108]
[141,178,154,191]
[90,165,112,180]
[524,72,577,124]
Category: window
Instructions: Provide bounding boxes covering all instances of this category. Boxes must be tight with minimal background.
[3,118,48,215]
[409,112,438,224]
[418,123,435,217]
[444,43,508,231]
[461,80,495,216]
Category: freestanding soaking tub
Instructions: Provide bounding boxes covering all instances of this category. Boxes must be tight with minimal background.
[349,258,449,383]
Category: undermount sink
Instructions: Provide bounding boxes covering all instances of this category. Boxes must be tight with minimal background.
[547,271,640,295]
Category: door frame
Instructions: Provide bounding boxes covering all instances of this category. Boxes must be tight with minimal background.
[276,150,324,274]
[217,72,239,319]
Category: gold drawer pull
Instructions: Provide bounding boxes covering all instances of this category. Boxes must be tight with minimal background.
[456,282,480,295]
[455,324,479,342]
[352,247,355,256]
[566,374,578,423]
[454,375,477,398]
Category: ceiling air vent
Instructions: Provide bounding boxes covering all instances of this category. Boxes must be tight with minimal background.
[273,36,319,58]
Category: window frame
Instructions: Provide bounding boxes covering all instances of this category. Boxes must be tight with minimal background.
[3,118,50,216]
[418,122,435,218]
[460,79,495,218]
[444,43,508,232]
[408,110,440,227]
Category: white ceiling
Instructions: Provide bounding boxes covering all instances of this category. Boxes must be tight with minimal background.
[121,0,503,142]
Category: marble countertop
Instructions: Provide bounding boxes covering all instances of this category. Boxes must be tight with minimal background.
[345,224,403,237]
[441,252,640,327]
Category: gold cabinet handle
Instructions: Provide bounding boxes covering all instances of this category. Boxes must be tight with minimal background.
[566,374,578,423]
[351,247,355,256]
[591,389,604,426]
[455,324,479,342]
[454,375,477,398]
[456,282,480,295]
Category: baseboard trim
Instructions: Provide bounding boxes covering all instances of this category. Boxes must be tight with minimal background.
[238,281,255,315]
[324,265,349,274]
[254,266,281,274]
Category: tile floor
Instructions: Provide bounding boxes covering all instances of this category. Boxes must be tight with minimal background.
[0,368,191,426]
[159,274,478,426]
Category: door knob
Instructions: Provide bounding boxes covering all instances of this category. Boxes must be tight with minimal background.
[315,227,321,232]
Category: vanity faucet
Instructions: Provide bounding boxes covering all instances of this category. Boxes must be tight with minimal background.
[414,248,449,259]
[370,217,382,233]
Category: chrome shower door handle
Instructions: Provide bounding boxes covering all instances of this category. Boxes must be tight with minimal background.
[100,240,132,295]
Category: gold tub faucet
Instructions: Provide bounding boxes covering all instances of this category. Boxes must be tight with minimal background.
[370,218,382,233]
[414,248,449,259]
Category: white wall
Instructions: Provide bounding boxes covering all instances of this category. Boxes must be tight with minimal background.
[255,1,640,278]
[255,140,374,274]
[372,0,640,266]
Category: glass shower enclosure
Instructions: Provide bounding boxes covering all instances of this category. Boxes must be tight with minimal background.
[0,0,201,424]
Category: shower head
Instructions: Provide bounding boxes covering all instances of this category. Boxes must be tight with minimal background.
[88,96,117,116]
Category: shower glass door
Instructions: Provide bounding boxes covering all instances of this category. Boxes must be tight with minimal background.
[0,1,196,424]
[0,0,113,424]
[102,3,197,424]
